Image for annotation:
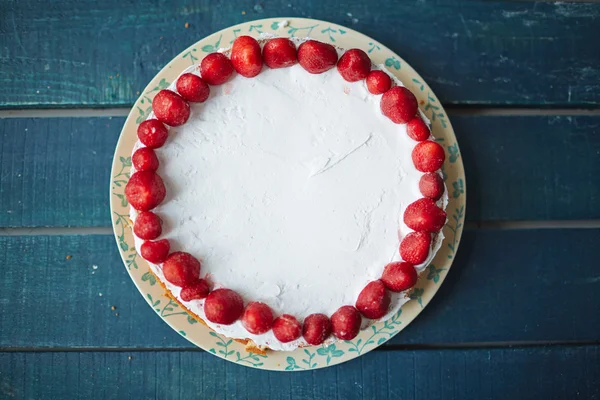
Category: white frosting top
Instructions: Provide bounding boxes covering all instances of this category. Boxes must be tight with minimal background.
[131,42,446,351]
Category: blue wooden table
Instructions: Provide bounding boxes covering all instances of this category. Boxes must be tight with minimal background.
[1,1,599,399]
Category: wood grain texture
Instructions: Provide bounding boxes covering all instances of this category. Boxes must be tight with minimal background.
[1,230,599,349]
[0,1,599,108]
[1,115,599,228]
[0,346,598,399]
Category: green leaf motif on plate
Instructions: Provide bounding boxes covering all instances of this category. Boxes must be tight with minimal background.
[427,264,447,284]
[452,178,465,198]
[113,212,131,253]
[424,92,447,128]
[141,271,156,285]
[201,34,223,53]
[385,57,401,70]
[235,351,267,367]
[447,143,461,163]
[409,288,425,307]
[286,23,319,37]
[316,344,345,365]
[345,310,402,354]
[321,26,346,42]
[187,315,198,325]
[208,331,235,358]
[412,78,425,92]
[182,48,198,65]
[367,42,381,54]
[447,205,465,260]
[125,250,138,270]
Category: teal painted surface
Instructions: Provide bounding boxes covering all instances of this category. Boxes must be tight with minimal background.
[1,230,598,349]
[1,115,599,228]
[0,1,599,107]
[0,346,598,399]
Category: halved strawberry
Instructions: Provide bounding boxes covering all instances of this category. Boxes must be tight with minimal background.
[366,70,392,95]
[273,314,302,343]
[381,86,418,124]
[140,239,170,263]
[152,90,190,127]
[355,280,391,319]
[412,141,445,172]
[132,147,159,172]
[331,305,362,340]
[125,171,166,211]
[180,279,210,301]
[204,288,244,325]
[419,173,445,200]
[176,73,210,103]
[302,313,332,345]
[297,40,338,74]
[400,231,432,264]
[133,211,162,240]
[137,119,168,149]
[200,52,234,85]
[162,252,201,287]
[406,117,430,141]
[231,36,263,78]
[381,262,418,292]
[337,48,371,82]
[242,301,273,334]
[404,198,447,232]
[263,38,297,68]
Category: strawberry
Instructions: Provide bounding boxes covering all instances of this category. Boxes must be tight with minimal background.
[381,86,418,124]
[273,314,302,343]
[404,198,447,232]
[162,252,201,287]
[419,173,445,200]
[302,313,332,345]
[263,38,297,68]
[176,73,210,103]
[125,171,166,211]
[231,36,263,78]
[137,119,168,149]
[241,301,274,334]
[407,117,430,141]
[297,40,338,74]
[400,231,432,264]
[331,305,362,340]
[355,280,390,319]
[140,239,170,263]
[337,48,371,82]
[381,262,418,292]
[133,211,162,240]
[412,141,445,172]
[180,279,210,301]
[200,52,234,85]
[204,288,244,325]
[152,90,190,127]
[366,70,392,95]
[132,147,159,172]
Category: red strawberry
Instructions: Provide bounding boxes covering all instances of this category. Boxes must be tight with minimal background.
[302,313,332,345]
[407,117,430,141]
[162,252,201,287]
[381,262,418,292]
[404,198,447,232]
[241,301,273,334]
[400,231,432,264]
[231,36,263,78]
[331,305,362,340]
[366,70,392,95]
[200,53,234,85]
[180,279,210,301]
[140,239,170,263]
[263,38,298,69]
[204,288,244,325]
[125,171,166,211]
[152,90,190,127]
[337,48,371,82]
[132,147,159,172]
[137,119,168,149]
[412,141,445,172]
[297,40,338,74]
[273,314,302,343]
[176,73,210,103]
[133,211,162,240]
[381,86,418,124]
[419,173,445,200]
[355,280,391,319]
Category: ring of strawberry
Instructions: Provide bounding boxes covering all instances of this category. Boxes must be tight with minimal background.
[125,37,447,345]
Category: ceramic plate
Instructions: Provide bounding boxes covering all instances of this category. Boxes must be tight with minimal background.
[110,17,466,371]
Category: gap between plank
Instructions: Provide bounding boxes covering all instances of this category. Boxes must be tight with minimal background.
[1,107,600,118]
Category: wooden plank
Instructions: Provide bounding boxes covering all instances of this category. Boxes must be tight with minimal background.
[2,115,599,228]
[0,1,599,108]
[1,230,599,349]
[0,346,598,399]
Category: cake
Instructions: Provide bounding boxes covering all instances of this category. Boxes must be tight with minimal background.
[125,35,448,352]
